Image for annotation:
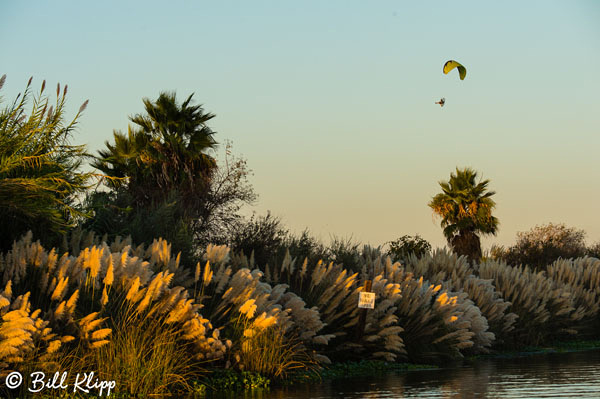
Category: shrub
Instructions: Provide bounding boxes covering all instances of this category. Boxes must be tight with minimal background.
[387,234,432,262]
[587,241,600,259]
[502,223,587,270]
[326,236,362,273]
[229,212,288,268]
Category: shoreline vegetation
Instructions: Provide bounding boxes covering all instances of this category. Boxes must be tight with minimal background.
[197,340,600,393]
[2,75,600,398]
[2,233,600,398]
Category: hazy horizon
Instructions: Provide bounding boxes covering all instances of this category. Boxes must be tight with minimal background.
[2,1,599,250]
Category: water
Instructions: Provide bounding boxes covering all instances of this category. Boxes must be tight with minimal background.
[207,350,600,399]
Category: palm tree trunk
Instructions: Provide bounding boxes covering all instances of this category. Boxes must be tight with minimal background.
[449,231,482,264]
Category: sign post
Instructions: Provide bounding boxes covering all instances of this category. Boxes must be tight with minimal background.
[355,279,373,341]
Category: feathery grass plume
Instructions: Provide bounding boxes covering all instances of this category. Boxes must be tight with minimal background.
[478,259,580,346]
[195,262,201,283]
[78,309,205,396]
[0,309,35,366]
[103,254,114,286]
[125,277,141,300]
[79,312,110,348]
[337,274,406,362]
[546,257,600,337]
[50,276,69,301]
[145,237,173,270]
[361,249,488,360]
[369,253,477,362]
[226,304,317,379]
[202,261,213,286]
[401,249,514,347]
[1,233,225,380]
[101,285,109,306]
[196,247,331,366]
[0,235,114,368]
[228,247,409,362]
[395,275,467,361]
[205,244,231,265]
[268,250,406,362]
[0,291,69,378]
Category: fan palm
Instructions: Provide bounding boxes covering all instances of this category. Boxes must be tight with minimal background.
[93,92,218,208]
[429,167,498,263]
[89,92,220,261]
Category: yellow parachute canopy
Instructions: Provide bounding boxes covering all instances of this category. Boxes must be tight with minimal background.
[443,60,466,80]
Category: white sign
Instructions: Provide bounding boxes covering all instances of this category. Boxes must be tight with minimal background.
[358,292,375,309]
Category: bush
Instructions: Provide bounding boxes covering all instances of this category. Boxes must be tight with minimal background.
[228,212,288,268]
[501,223,587,270]
[325,236,362,273]
[588,241,600,259]
[387,234,432,262]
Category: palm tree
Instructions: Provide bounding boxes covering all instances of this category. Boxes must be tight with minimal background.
[429,167,499,263]
[89,92,221,261]
[93,91,218,209]
[0,74,92,250]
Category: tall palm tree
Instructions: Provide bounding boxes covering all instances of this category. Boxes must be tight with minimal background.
[93,92,218,209]
[89,92,221,261]
[0,74,92,250]
[429,167,499,263]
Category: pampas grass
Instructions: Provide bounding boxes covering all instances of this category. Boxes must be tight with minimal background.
[478,259,581,346]
[80,303,204,396]
[4,229,600,393]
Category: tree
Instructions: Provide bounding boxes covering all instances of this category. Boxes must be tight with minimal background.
[190,140,257,246]
[387,234,432,262]
[0,74,92,250]
[93,91,218,208]
[501,223,587,269]
[429,167,498,263]
[88,93,255,261]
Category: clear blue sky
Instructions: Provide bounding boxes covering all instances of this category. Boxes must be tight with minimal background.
[2,1,599,250]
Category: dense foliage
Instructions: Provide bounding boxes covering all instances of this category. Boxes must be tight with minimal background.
[387,234,432,262]
[493,223,591,270]
[86,93,255,263]
[0,75,92,251]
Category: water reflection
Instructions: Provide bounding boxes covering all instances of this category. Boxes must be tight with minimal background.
[205,350,600,398]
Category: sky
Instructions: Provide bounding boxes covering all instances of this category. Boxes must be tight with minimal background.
[1,1,599,250]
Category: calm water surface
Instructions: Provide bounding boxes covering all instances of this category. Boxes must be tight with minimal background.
[207,350,600,399]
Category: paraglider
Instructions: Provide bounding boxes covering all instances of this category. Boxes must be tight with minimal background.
[443,60,466,80]
[435,60,466,107]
